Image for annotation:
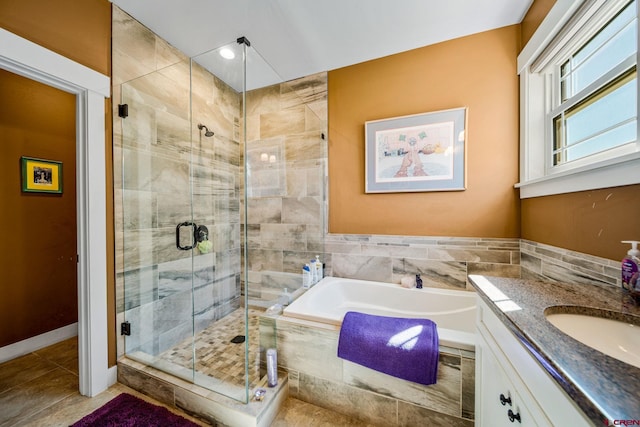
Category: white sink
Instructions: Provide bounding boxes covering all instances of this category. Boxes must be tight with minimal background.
[545,311,640,369]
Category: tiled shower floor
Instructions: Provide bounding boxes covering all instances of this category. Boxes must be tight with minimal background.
[157,307,264,392]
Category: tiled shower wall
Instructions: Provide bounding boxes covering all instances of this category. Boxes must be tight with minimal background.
[112,6,328,357]
[112,7,242,357]
[243,74,327,304]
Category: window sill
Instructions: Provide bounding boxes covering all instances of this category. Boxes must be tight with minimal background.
[515,152,640,198]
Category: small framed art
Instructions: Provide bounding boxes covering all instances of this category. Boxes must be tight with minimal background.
[21,156,63,194]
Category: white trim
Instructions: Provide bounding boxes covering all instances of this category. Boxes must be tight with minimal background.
[517,153,640,198]
[0,323,78,364]
[518,0,588,73]
[0,28,110,97]
[0,28,110,397]
[107,365,119,388]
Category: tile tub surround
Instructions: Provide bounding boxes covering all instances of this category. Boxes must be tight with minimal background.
[520,239,621,288]
[322,235,521,290]
[274,315,475,426]
[318,236,618,295]
[468,275,640,425]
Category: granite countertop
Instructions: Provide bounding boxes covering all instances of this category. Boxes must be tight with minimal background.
[468,275,640,425]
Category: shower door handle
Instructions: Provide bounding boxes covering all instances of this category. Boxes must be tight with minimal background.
[176,221,197,250]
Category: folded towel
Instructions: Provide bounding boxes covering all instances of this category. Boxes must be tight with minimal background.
[337,311,439,385]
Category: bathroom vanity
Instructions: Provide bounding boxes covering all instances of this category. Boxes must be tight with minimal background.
[469,275,640,426]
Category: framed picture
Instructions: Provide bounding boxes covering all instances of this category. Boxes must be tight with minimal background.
[21,156,63,194]
[365,107,466,193]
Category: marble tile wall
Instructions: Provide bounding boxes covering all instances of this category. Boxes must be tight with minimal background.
[520,239,620,288]
[244,73,328,305]
[274,316,474,426]
[322,234,521,291]
[112,6,242,358]
[113,4,327,358]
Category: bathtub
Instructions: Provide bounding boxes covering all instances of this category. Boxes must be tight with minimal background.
[272,276,477,423]
[282,276,477,350]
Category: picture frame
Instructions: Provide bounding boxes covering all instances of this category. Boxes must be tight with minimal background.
[21,156,63,194]
[365,107,466,193]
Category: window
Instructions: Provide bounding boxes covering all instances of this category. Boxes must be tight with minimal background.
[517,0,640,198]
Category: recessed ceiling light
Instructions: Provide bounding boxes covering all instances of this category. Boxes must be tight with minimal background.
[220,48,235,60]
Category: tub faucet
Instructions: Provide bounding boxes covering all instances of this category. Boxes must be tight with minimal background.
[416,274,423,289]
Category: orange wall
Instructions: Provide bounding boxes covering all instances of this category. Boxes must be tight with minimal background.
[0,0,111,76]
[522,185,640,261]
[328,25,521,237]
[0,70,77,346]
[0,0,115,364]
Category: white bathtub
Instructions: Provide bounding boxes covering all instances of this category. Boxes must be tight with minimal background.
[282,276,477,350]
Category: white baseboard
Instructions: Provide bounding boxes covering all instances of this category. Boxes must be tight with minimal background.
[107,365,118,388]
[0,323,78,364]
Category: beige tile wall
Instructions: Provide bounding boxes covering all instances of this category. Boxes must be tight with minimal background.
[323,234,521,290]
[244,73,327,305]
[112,6,328,359]
[520,239,620,288]
[275,316,475,426]
[112,7,242,357]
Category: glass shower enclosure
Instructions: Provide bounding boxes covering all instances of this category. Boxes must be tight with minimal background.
[118,38,325,403]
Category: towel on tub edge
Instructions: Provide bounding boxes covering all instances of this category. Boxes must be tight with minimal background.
[337,311,439,386]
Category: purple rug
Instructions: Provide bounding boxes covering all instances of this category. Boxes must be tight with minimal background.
[71,393,200,427]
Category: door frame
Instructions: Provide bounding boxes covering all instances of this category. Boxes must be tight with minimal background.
[0,28,113,396]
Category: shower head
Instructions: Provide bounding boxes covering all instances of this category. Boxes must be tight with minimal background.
[197,124,214,137]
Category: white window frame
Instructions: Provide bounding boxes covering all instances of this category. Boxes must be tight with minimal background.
[517,0,640,198]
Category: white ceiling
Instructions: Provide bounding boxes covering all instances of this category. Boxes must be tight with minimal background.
[111,0,533,90]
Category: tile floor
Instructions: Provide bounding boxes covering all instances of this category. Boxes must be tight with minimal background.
[0,337,372,426]
[159,308,263,390]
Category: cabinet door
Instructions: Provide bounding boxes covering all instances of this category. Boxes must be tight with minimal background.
[477,337,540,427]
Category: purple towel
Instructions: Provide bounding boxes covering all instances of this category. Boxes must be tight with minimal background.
[337,311,439,386]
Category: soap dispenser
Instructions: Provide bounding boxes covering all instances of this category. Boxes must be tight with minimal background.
[621,240,640,292]
[315,255,323,282]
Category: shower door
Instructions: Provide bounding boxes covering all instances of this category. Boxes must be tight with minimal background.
[120,43,249,402]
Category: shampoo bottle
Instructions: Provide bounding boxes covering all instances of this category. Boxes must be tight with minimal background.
[621,240,640,292]
[303,264,312,288]
[310,259,318,284]
[315,255,323,282]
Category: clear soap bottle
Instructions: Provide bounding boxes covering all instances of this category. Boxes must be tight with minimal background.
[315,255,323,282]
[310,259,318,284]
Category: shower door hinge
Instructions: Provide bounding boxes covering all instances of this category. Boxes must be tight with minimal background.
[237,36,251,46]
[118,103,129,118]
[120,321,131,336]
